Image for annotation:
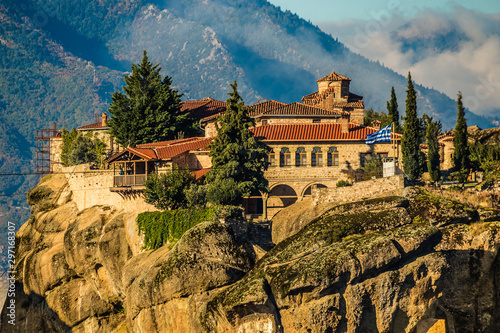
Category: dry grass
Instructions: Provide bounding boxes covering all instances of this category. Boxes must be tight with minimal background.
[423,185,495,209]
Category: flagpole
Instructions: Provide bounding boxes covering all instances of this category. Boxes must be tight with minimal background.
[392,122,395,160]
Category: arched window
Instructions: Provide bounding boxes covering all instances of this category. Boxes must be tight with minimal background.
[327,147,339,166]
[296,147,306,167]
[311,147,323,167]
[269,149,275,167]
[280,148,291,167]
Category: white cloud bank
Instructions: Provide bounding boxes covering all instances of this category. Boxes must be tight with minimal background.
[317,7,500,119]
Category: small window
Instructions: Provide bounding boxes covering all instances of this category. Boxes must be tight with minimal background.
[311,147,323,167]
[327,147,339,166]
[360,153,367,167]
[262,119,268,125]
[269,149,275,167]
[296,147,307,167]
[312,119,321,123]
[280,148,291,167]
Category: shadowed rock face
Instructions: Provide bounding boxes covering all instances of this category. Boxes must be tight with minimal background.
[2,176,500,333]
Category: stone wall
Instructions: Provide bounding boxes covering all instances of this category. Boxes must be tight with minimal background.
[61,164,156,213]
[50,136,63,172]
[256,117,340,126]
[265,141,402,181]
[311,174,406,206]
[188,151,212,170]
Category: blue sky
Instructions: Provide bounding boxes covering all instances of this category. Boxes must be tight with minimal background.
[267,0,500,22]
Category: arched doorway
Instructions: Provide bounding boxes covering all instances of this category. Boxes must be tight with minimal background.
[267,184,298,218]
[302,183,328,197]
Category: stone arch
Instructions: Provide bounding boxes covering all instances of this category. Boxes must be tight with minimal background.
[301,183,328,198]
[267,184,298,217]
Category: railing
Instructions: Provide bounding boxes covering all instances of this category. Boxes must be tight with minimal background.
[113,174,148,187]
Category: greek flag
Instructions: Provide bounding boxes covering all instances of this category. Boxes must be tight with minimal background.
[366,125,391,145]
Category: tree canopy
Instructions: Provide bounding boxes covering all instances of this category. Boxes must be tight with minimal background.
[424,115,442,183]
[453,92,470,183]
[387,86,401,133]
[107,50,197,147]
[402,72,423,180]
[205,81,271,205]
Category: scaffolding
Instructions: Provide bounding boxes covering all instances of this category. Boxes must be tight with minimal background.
[36,122,59,176]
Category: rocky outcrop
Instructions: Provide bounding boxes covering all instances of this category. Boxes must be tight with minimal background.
[3,177,500,332]
[1,174,255,332]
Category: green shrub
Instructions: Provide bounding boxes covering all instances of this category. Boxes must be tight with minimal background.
[206,178,243,206]
[184,184,208,208]
[336,180,351,188]
[137,206,221,250]
[61,129,107,167]
[143,167,195,210]
[361,154,383,180]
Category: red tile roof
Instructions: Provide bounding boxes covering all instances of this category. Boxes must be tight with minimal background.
[136,137,196,148]
[251,123,400,142]
[316,70,350,82]
[249,100,287,116]
[77,121,108,130]
[155,137,213,159]
[192,168,211,180]
[180,98,226,120]
[302,91,364,109]
[199,100,286,123]
[257,102,346,117]
[106,137,213,163]
[127,147,158,160]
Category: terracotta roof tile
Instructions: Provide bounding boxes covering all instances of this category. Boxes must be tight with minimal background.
[302,91,364,109]
[106,137,213,163]
[127,147,158,160]
[192,168,211,180]
[316,70,350,82]
[249,100,287,116]
[251,123,400,142]
[136,137,196,148]
[77,122,108,130]
[199,100,286,123]
[258,102,346,117]
[180,98,226,120]
[155,137,213,159]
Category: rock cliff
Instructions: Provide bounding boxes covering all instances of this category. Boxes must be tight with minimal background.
[2,175,500,332]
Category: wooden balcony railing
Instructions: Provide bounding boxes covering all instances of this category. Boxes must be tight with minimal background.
[113,174,148,187]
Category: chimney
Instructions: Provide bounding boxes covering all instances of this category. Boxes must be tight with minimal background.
[339,117,349,134]
[372,120,381,128]
[101,113,108,126]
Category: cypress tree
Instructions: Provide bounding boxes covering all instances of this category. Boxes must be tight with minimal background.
[205,81,271,204]
[401,72,423,180]
[424,115,442,183]
[453,92,470,183]
[386,86,401,132]
[107,50,196,147]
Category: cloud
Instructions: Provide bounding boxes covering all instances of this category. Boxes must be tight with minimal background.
[316,6,500,119]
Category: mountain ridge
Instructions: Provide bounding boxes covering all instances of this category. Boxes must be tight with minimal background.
[0,0,496,227]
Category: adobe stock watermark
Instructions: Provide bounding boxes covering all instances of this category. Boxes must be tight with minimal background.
[344,0,401,53]
[463,74,500,112]
[6,221,16,326]
[12,2,59,57]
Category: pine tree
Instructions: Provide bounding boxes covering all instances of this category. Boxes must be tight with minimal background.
[424,115,442,183]
[453,92,470,183]
[205,81,271,204]
[402,72,423,180]
[107,50,196,147]
[386,86,401,132]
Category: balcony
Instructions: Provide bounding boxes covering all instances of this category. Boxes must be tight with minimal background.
[113,174,148,187]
